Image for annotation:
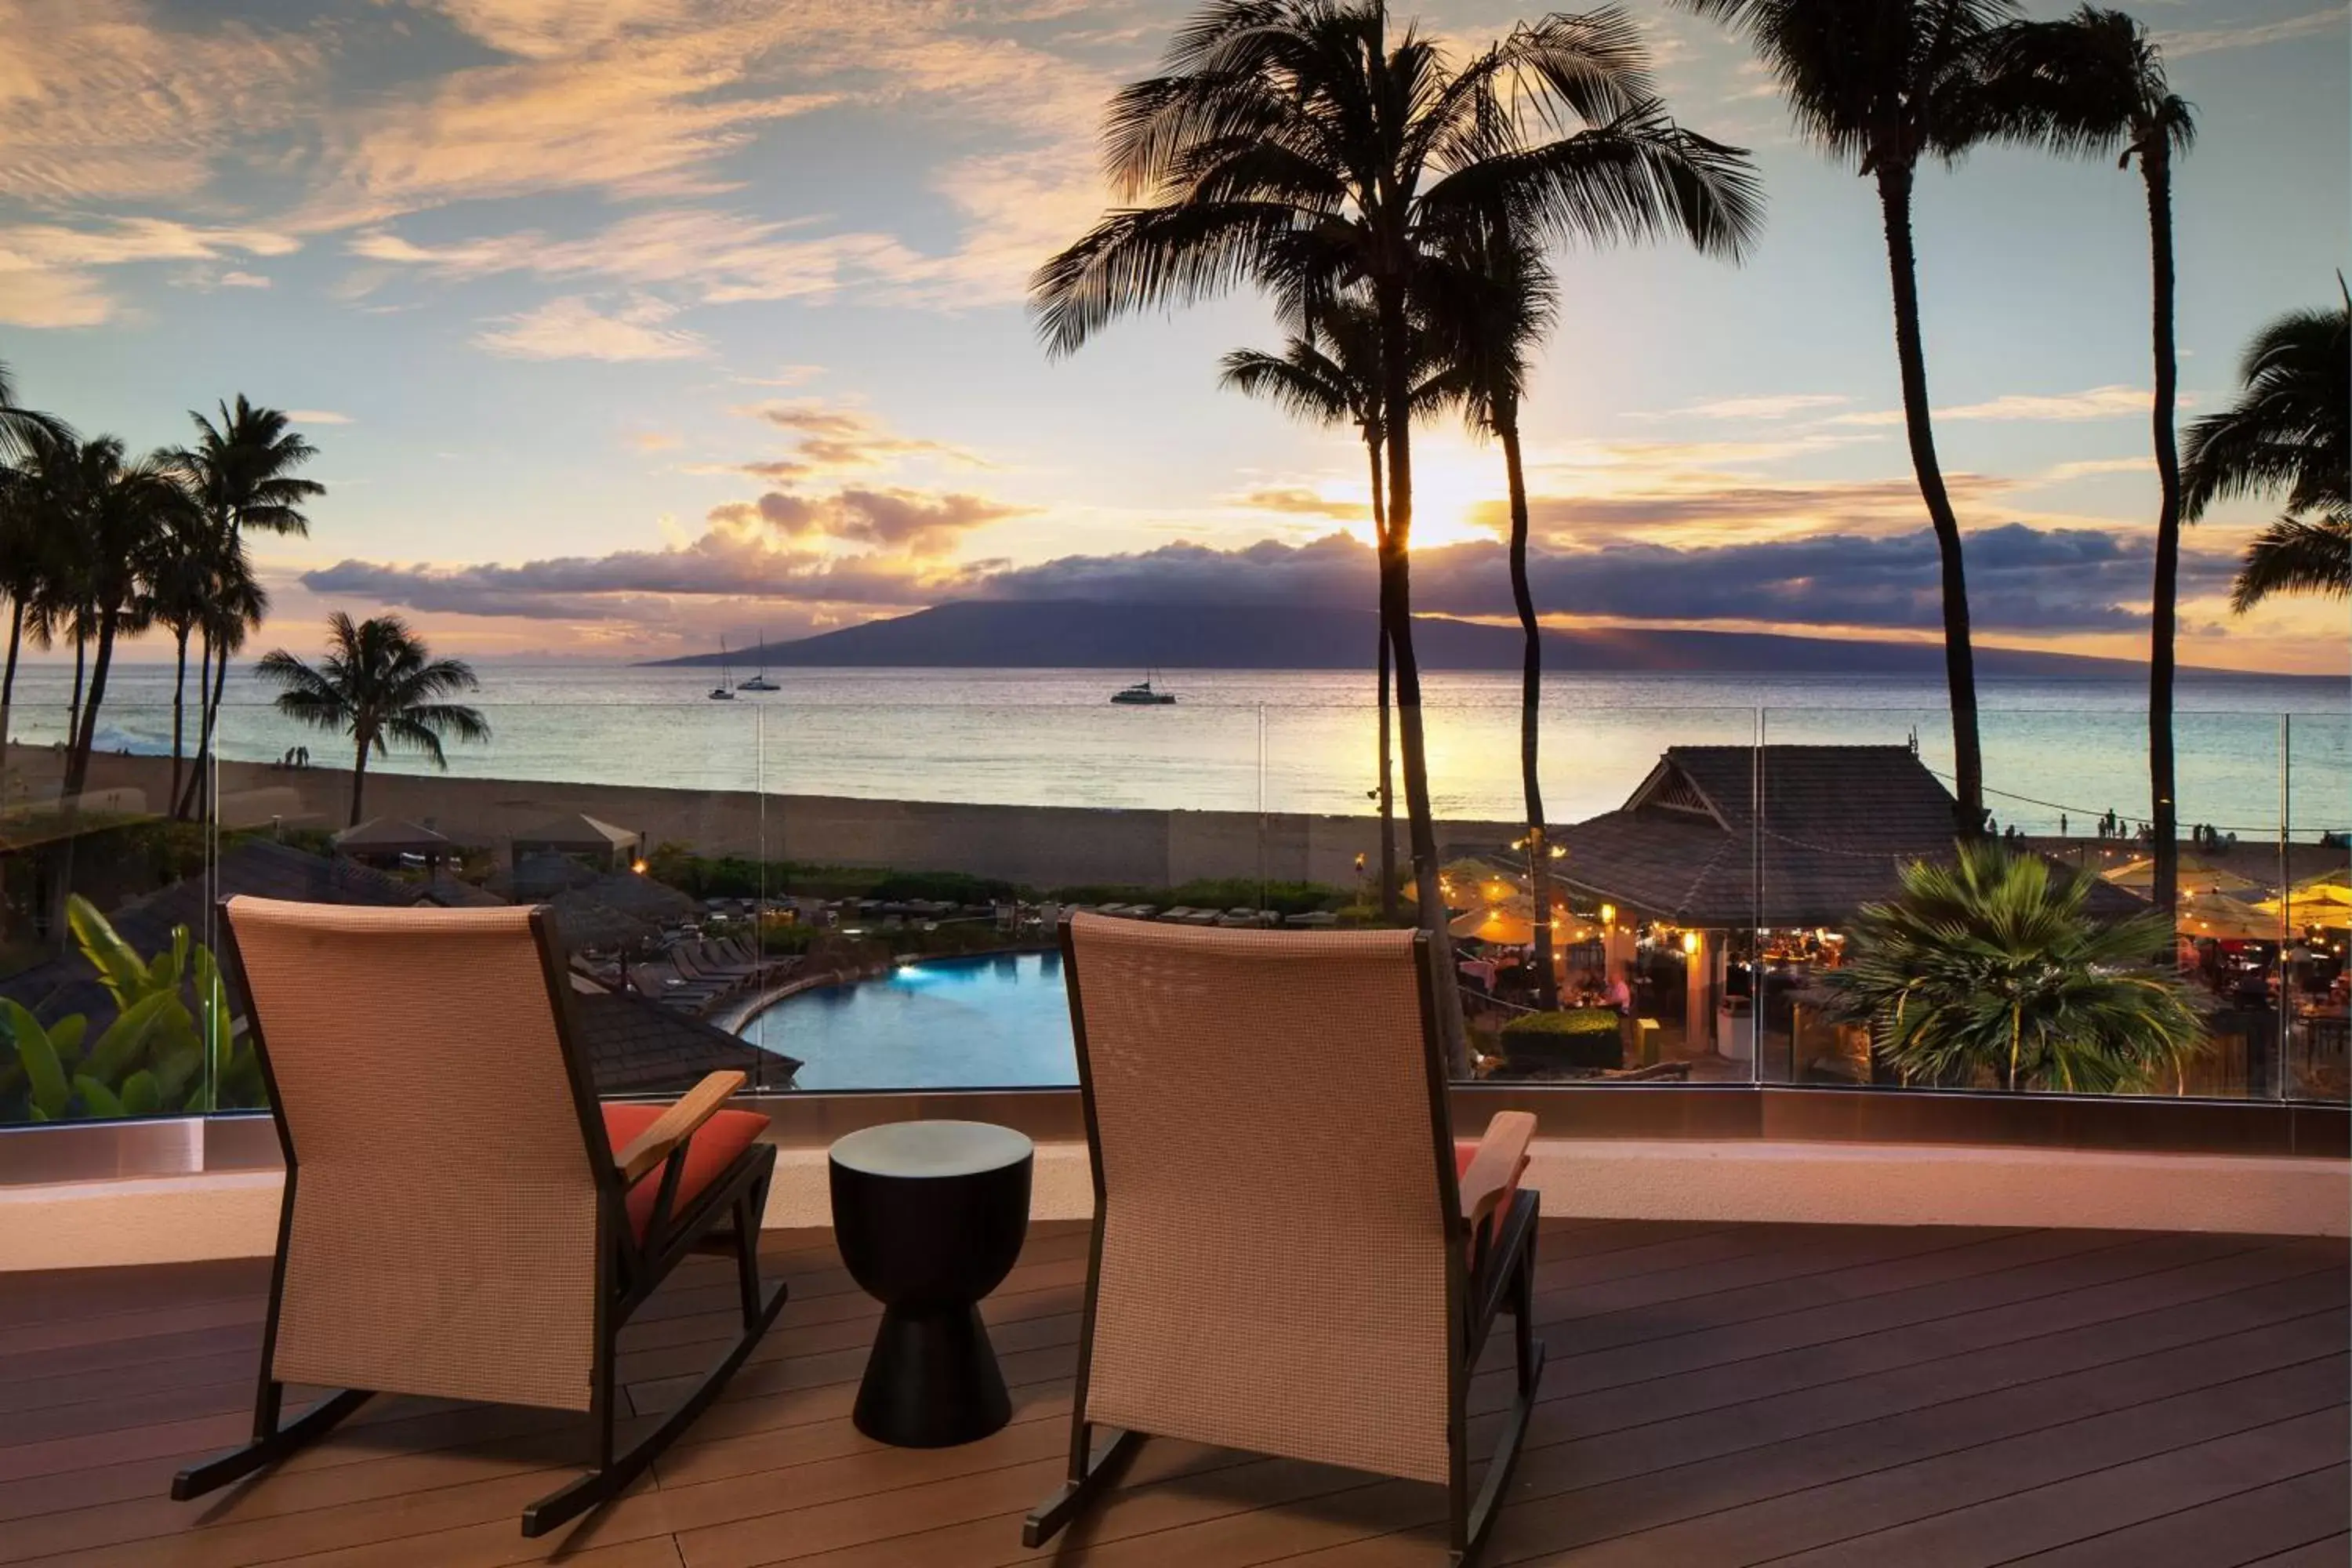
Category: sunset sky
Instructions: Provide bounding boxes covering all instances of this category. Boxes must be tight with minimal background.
[0,0,2345,672]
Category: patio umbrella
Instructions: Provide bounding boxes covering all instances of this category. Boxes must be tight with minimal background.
[2101,856,2263,895]
[2176,891,2279,942]
[1450,900,1535,946]
[2253,890,2352,932]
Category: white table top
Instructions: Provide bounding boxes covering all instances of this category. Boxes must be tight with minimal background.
[828,1120,1034,1179]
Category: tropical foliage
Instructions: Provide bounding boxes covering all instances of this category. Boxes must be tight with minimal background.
[2180,290,2351,612]
[1818,841,2207,1094]
[256,613,491,826]
[0,894,256,1121]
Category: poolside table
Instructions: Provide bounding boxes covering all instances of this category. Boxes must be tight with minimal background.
[827,1120,1034,1446]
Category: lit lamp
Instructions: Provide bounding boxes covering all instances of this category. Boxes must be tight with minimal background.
[630,858,648,874]
[1599,902,1617,927]
[1682,929,1700,956]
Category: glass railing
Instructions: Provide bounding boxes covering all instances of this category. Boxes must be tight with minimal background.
[1,674,2343,1127]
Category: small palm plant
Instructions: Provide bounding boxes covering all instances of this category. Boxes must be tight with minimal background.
[1819,841,2206,1094]
[256,612,491,826]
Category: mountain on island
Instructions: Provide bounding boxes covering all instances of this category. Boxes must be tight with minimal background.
[650,600,2187,679]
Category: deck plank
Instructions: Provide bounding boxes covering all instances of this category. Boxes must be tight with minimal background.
[0,1220,2339,1568]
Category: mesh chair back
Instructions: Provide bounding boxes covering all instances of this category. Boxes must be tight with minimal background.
[1064,913,1456,1483]
[224,897,604,1412]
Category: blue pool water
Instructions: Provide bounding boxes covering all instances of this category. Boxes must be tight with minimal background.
[739,952,1076,1090]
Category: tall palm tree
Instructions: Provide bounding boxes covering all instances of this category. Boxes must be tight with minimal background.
[172,397,324,818]
[0,358,68,460]
[1220,297,1450,922]
[0,358,71,779]
[1036,0,1760,964]
[2181,290,2351,611]
[1426,213,1567,1004]
[1680,0,2032,838]
[147,510,234,814]
[181,562,269,821]
[1984,6,2194,918]
[256,613,489,827]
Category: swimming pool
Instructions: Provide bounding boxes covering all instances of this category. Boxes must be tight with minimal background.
[738,951,1076,1091]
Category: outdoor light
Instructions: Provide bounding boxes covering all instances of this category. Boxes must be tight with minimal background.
[1599,902,1616,926]
[1682,930,1700,955]
[630,858,648,874]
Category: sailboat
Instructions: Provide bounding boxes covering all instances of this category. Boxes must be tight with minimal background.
[707,637,736,700]
[1109,671,1175,706]
[737,630,779,692]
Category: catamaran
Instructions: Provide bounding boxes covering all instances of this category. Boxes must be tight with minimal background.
[737,631,779,691]
[1109,673,1175,706]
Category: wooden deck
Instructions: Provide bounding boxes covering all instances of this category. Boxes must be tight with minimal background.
[2,1219,2344,1567]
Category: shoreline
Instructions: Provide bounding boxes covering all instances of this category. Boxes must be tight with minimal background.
[13,744,2347,894]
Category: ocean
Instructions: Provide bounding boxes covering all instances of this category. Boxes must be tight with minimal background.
[11,663,2347,838]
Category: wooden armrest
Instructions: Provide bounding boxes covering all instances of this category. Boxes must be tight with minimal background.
[615,1071,746,1185]
[1459,1111,1536,1235]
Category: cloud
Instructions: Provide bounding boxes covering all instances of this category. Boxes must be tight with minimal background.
[215,270,273,289]
[474,294,708,361]
[1232,487,1367,519]
[1507,473,2013,543]
[0,0,325,204]
[1831,386,2169,427]
[969,524,2239,634]
[706,485,1027,554]
[736,400,987,474]
[286,409,353,426]
[2034,457,2149,485]
[1639,394,1851,421]
[0,219,300,327]
[2158,9,2346,58]
[629,430,681,451]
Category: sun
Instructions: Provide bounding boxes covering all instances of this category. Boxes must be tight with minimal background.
[1315,430,1508,550]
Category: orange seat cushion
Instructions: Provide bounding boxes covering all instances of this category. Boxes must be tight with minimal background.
[1456,1140,1524,1252]
[601,1103,768,1242]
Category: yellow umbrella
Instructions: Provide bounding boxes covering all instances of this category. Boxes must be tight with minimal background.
[2178,891,2282,942]
[2102,856,2263,895]
[2254,891,2352,931]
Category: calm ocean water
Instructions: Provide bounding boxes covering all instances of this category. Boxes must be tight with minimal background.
[11,662,2347,837]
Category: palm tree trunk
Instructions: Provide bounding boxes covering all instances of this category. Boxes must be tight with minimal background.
[169,625,190,815]
[348,735,370,827]
[1366,433,1398,923]
[2143,144,2182,923]
[198,628,231,819]
[0,597,22,801]
[178,633,212,821]
[66,625,85,761]
[1877,164,1985,839]
[65,613,115,797]
[1499,409,1557,1011]
[1375,274,1465,1069]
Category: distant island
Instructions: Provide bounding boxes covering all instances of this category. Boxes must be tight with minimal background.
[644,601,2267,679]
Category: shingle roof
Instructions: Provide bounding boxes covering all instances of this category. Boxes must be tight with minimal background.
[568,989,798,1095]
[1,839,422,1024]
[331,817,454,853]
[1554,745,1963,927]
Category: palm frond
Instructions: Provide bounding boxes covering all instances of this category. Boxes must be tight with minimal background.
[2229,512,2352,613]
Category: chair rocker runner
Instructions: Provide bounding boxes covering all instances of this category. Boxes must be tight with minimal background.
[1024,914,1546,1566]
[170,898,786,1537]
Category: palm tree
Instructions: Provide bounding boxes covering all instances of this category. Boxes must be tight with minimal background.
[180,562,269,820]
[256,613,489,826]
[2180,290,2351,611]
[1679,0,2035,838]
[1428,207,1568,1003]
[0,358,71,779]
[1036,0,1760,962]
[1985,6,2194,918]
[147,510,234,814]
[1819,840,2205,1094]
[49,437,187,798]
[1220,297,1450,922]
[172,397,324,819]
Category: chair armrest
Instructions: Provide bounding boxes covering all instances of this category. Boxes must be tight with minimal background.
[1459,1111,1536,1236]
[615,1071,746,1185]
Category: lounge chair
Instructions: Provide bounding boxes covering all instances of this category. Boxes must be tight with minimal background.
[1025,914,1544,1566]
[172,898,786,1537]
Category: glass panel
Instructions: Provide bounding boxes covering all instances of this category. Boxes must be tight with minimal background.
[2283,707,2350,1102]
[0,695,220,1126]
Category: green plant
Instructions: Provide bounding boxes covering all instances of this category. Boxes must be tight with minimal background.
[0,893,260,1121]
[1501,1007,1624,1070]
[1818,841,2208,1093]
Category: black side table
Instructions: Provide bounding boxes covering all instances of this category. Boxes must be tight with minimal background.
[828,1120,1034,1447]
